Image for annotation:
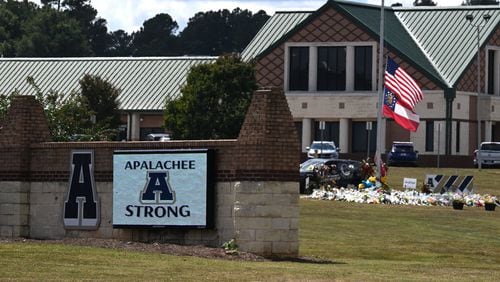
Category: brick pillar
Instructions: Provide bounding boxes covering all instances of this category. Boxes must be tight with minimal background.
[233,88,300,257]
[0,96,51,237]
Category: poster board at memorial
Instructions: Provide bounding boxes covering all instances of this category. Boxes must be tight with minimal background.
[425,174,474,194]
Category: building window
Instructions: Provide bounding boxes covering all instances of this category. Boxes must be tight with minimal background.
[354,46,372,90]
[493,123,499,140]
[351,121,377,153]
[425,121,434,152]
[289,47,309,91]
[317,47,346,91]
[488,49,495,95]
[286,43,376,93]
[487,48,500,96]
[314,121,339,146]
[456,121,460,153]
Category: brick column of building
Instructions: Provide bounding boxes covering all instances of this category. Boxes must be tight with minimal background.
[0,96,51,237]
[233,87,300,257]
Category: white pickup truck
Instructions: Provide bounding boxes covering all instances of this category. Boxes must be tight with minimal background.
[474,142,500,168]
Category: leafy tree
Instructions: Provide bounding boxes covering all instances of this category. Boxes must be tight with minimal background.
[40,0,61,10]
[1,2,270,57]
[0,0,38,56]
[25,76,91,140]
[61,0,112,56]
[62,0,97,22]
[0,94,13,121]
[179,8,269,55]
[22,74,120,141]
[37,0,111,56]
[132,13,179,56]
[106,29,133,56]
[179,9,231,55]
[88,18,112,56]
[15,7,91,56]
[164,54,256,139]
[230,9,269,53]
[0,6,18,56]
[79,74,121,134]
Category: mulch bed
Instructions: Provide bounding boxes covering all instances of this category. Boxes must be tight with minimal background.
[0,237,267,262]
[1,237,334,264]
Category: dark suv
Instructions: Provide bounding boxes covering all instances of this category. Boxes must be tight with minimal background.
[387,142,418,166]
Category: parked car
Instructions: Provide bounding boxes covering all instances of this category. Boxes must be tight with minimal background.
[474,141,500,168]
[387,141,418,166]
[306,141,339,159]
[69,134,94,141]
[299,158,362,194]
[159,135,171,141]
[145,133,171,141]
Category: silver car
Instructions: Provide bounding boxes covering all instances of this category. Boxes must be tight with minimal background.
[306,141,339,159]
[145,133,171,141]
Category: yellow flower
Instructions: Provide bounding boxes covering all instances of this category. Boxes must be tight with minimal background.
[368,176,377,183]
[380,176,388,184]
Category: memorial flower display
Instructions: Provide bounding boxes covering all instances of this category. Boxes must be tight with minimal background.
[302,157,498,209]
[304,187,498,208]
[451,194,465,210]
[482,194,498,211]
[482,194,498,205]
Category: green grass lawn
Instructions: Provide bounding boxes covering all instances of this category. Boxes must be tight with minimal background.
[1,167,499,281]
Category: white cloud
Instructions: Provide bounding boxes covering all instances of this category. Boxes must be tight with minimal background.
[25,0,466,33]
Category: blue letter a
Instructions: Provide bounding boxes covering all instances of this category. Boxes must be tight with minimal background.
[141,171,175,204]
[63,151,100,229]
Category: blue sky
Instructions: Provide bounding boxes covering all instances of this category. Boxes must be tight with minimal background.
[31,0,464,33]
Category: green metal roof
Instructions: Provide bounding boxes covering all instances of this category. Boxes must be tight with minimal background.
[244,0,500,89]
[241,11,312,61]
[0,57,216,111]
[395,6,500,87]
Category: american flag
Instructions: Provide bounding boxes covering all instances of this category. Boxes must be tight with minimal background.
[384,57,423,110]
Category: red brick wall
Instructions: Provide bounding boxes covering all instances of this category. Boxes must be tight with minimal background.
[0,96,51,180]
[29,140,237,182]
[236,88,300,181]
[0,96,51,147]
[1,88,300,182]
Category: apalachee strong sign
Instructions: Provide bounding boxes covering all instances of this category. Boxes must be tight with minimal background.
[113,149,214,228]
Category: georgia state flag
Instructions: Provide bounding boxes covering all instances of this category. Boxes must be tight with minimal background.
[383,88,420,132]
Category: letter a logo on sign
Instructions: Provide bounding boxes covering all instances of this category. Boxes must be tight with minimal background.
[63,150,100,229]
[141,171,175,204]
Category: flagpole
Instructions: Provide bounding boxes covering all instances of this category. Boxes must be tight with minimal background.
[375,0,385,179]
